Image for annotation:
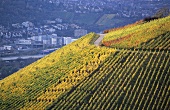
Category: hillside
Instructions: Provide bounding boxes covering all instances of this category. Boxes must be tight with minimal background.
[102,16,170,49]
[0,0,132,32]
[0,16,170,110]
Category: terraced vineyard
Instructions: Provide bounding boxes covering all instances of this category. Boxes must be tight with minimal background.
[138,31,170,50]
[46,49,170,110]
[0,33,115,110]
[102,16,170,49]
[0,16,170,110]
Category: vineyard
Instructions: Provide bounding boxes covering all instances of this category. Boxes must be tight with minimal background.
[47,50,170,110]
[96,14,116,26]
[0,33,115,110]
[0,16,170,110]
[103,19,143,34]
[137,31,170,50]
[102,16,170,48]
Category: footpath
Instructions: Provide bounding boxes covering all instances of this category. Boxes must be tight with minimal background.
[94,34,105,46]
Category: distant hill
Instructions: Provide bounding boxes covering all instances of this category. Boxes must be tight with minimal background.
[0,16,169,110]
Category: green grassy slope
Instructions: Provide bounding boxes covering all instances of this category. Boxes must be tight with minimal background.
[0,16,169,110]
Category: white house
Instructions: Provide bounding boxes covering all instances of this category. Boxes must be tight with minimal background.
[48,28,56,33]
[15,39,32,45]
[55,18,63,23]
[63,37,72,45]
[31,36,43,42]
[3,45,12,50]
[51,37,57,45]
[22,21,34,28]
[72,39,77,42]
[43,39,51,45]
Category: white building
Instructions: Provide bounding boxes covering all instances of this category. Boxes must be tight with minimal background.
[43,39,51,45]
[63,37,73,45]
[3,45,12,50]
[47,20,56,24]
[43,36,51,45]
[31,36,43,42]
[0,32,3,36]
[48,28,56,33]
[72,39,77,42]
[55,18,63,23]
[52,34,58,37]
[51,37,57,45]
[57,37,64,46]
[12,23,22,28]
[15,39,32,45]
[22,21,34,28]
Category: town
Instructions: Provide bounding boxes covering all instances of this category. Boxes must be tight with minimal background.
[0,20,88,57]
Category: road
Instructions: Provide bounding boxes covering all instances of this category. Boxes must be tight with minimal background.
[0,54,46,61]
[94,34,105,46]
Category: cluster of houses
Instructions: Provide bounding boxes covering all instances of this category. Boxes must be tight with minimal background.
[44,0,104,13]
[0,19,88,55]
[10,19,82,33]
[44,0,164,18]
[0,16,88,52]
[0,34,77,53]
[0,45,13,51]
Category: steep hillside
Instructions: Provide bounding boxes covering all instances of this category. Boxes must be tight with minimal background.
[103,20,143,34]
[102,16,170,49]
[47,50,169,110]
[0,33,115,109]
[0,16,169,110]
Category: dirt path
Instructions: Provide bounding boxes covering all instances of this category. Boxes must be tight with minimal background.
[94,34,105,46]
